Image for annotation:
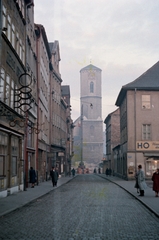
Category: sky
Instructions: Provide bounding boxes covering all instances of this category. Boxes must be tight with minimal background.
[34,0,159,123]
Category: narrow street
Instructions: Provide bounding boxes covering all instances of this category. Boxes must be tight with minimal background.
[0,175,159,240]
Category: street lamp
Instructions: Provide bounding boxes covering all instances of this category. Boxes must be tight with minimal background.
[80,104,83,167]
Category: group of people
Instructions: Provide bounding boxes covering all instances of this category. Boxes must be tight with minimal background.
[29,165,159,198]
[105,168,112,176]
[135,165,159,197]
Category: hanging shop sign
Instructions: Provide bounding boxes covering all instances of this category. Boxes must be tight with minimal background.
[14,73,34,112]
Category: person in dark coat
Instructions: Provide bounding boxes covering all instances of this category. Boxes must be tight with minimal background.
[105,168,109,176]
[50,167,58,187]
[134,172,139,193]
[29,167,36,188]
[152,168,159,197]
[71,168,75,177]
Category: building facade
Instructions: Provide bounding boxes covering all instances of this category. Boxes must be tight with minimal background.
[0,1,73,197]
[104,108,120,174]
[0,0,35,197]
[115,61,159,179]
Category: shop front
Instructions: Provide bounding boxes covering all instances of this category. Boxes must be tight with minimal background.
[0,129,23,197]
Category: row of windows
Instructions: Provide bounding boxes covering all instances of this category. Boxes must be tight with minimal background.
[0,68,37,115]
[2,5,25,64]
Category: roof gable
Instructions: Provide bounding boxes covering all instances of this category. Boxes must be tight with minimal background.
[80,64,101,72]
[116,61,159,106]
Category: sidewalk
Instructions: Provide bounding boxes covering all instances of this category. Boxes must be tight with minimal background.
[97,174,159,218]
[0,176,74,217]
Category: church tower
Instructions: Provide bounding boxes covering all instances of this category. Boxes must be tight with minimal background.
[80,64,103,171]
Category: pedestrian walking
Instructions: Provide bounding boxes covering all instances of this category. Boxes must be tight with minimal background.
[29,167,36,188]
[105,168,109,176]
[71,168,75,177]
[50,167,58,187]
[98,168,101,174]
[152,168,159,197]
[137,165,147,196]
[134,172,139,193]
[94,168,96,174]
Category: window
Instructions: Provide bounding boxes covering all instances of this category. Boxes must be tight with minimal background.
[19,39,22,60]
[0,156,5,176]
[142,95,151,109]
[16,32,19,55]
[0,68,5,101]
[11,136,18,176]
[5,74,10,106]
[7,15,11,42]
[90,82,94,93]
[2,5,6,29]
[142,124,151,140]
[11,24,15,48]
[12,156,17,176]
[0,131,8,177]
[10,80,14,108]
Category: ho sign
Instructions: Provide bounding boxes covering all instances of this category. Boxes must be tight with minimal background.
[136,141,159,151]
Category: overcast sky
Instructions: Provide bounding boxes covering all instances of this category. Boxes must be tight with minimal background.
[34,0,159,123]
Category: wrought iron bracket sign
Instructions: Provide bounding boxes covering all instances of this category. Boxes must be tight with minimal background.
[14,73,34,112]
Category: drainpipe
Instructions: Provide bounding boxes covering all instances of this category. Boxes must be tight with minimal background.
[134,88,137,173]
[35,27,40,185]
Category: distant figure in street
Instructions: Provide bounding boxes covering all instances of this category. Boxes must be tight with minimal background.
[109,168,112,176]
[98,168,101,174]
[50,167,58,187]
[137,165,147,196]
[71,168,75,177]
[94,168,96,174]
[105,168,109,176]
[152,168,159,197]
[134,172,140,193]
[29,167,36,188]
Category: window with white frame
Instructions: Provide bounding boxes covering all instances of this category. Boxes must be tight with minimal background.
[142,124,151,140]
[11,24,15,48]
[0,68,5,101]
[7,15,11,42]
[5,74,10,106]
[16,32,19,55]
[19,39,22,60]
[142,95,151,109]
[2,5,7,30]
[10,80,14,108]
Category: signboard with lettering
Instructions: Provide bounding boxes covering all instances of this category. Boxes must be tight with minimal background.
[136,141,159,151]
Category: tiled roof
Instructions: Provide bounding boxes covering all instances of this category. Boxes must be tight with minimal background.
[116,61,159,106]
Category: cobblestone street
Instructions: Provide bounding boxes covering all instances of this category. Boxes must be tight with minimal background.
[0,175,159,240]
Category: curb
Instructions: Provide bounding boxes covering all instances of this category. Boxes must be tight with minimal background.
[97,174,159,219]
[0,176,76,218]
